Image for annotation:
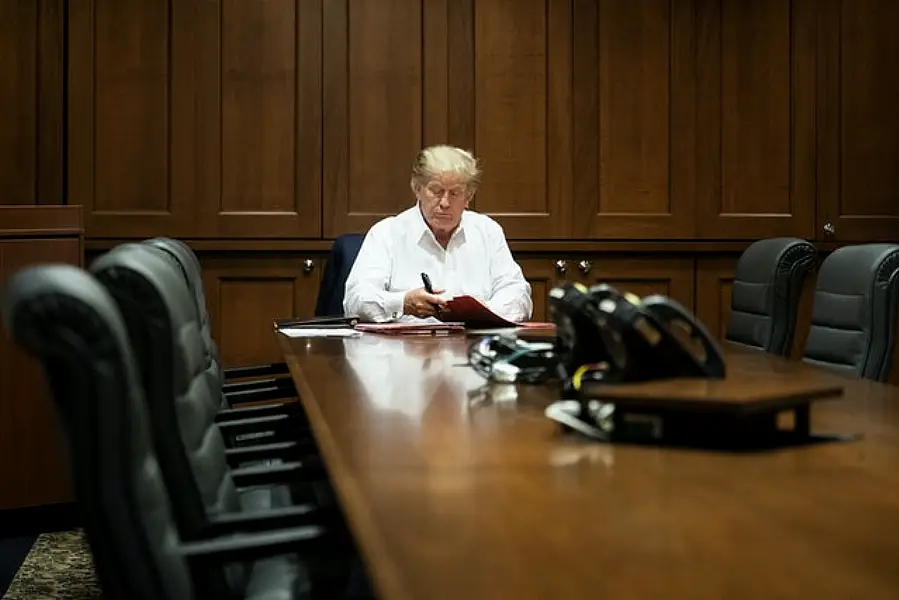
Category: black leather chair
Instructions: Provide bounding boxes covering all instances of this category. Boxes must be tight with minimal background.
[142,237,297,406]
[316,234,365,317]
[90,244,353,591]
[90,243,325,478]
[725,237,817,356]
[1,264,334,600]
[92,243,307,450]
[802,244,899,382]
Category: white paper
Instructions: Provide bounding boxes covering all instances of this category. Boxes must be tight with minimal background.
[278,327,361,338]
[393,315,443,325]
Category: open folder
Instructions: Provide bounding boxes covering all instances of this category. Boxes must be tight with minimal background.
[440,295,555,329]
[354,321,466,335]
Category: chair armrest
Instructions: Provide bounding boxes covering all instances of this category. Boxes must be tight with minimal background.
[231,460,325,488]
[224,440,318,467]
[222,377,295,395]
[224,385,297,406]
[203,503,335,538]
[216,402,305,423]
[217,414,313,448]
[216,414,307,438]
[180,525,342,565]
[224,362,290,381]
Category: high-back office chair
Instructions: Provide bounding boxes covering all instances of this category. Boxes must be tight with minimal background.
[1,265,330,600]
[90,245,353,594]
[92,244,307,450]
[142,237,296,405]
[90,243,329,509]
[803,244,899,382]
[315,234,365,317]
[725,237,817,356]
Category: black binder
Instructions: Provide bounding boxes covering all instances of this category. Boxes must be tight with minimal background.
[273,316,359,329]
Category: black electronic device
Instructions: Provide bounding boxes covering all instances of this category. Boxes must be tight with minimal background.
[545,282,728,440]
[547,282,726,389]
[467,334,559,384]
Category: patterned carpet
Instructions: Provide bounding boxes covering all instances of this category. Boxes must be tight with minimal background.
[2,530,101,599]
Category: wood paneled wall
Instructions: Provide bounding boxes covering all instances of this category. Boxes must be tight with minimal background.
[0,206,83,511]
[3,0,899,367]
[0,0,65,205]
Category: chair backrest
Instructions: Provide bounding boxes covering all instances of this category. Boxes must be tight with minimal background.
[0,265,195,600]
[141,237,228,405]
[90,245,243,546]
[725,237,817,356]
[316,233,365,317]
[803,244,899,382]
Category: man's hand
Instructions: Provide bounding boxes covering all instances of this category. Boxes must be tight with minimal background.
[403,287,447,318]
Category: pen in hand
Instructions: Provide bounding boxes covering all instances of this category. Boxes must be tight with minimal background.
[421,272,435,294]
[420,272,446,316]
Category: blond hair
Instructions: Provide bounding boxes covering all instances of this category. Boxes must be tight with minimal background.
[411,145,481,189]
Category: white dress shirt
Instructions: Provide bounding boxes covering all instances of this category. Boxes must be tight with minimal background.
[343,205,533,323]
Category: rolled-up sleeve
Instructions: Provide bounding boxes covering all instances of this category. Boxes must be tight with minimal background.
[484,223,533,322]
[343,223,405,322]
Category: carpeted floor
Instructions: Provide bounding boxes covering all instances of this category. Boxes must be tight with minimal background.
[2,530,100,599]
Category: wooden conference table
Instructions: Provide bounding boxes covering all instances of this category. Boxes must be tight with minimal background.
[278,332,899,600]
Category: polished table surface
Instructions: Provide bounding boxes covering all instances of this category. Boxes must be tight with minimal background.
[279,332,899,600]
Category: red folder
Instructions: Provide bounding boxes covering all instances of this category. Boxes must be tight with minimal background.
[441,295,555,330]
[354,322,466,336]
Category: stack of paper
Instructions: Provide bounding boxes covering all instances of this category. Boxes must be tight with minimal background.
[274,315,361,338]
[278,327,360,338]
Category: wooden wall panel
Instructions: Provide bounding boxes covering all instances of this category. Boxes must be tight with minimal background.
[0,1,38,205]
[575,256,695,311]
[57,0,899,244]
[694,255,738,341]
[518,258,557,323]
[0,238,80,510]
[695,0,817,239]
[69,0,323,239]
[200,254,323,368]
[468,0,572,238]
[0,206,83,511]
[68,0,190,236]
[322,0,432,236]
[572,0,695,239]
[0,0,64,205]
[187,0,323,238]
[517,255,695,322]
[817,0,899,241]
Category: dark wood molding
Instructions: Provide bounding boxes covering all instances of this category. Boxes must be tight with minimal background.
[83,237,850,255]
[0,205,83,237]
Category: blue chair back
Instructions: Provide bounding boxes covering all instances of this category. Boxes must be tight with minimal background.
[315,234,365,317]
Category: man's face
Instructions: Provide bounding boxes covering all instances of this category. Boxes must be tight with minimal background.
[414,174,472,237]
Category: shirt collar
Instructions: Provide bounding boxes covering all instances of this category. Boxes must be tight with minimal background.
[411,204,467,247]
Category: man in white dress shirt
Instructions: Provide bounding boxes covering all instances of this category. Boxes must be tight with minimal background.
[343,145,533,323]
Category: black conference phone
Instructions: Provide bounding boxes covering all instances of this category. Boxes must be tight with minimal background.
[544,282,726,439]
[547,281,726,389]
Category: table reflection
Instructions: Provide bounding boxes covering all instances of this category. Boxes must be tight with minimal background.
[317,333,617,473]
[341,334,487,419]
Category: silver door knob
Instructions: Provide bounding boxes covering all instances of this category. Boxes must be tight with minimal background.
[578,260,593,274]
[823,222,835,236]
[302,259,315,273]
[554,260,567,273]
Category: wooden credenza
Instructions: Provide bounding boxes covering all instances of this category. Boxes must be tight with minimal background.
[0,205,83,511]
